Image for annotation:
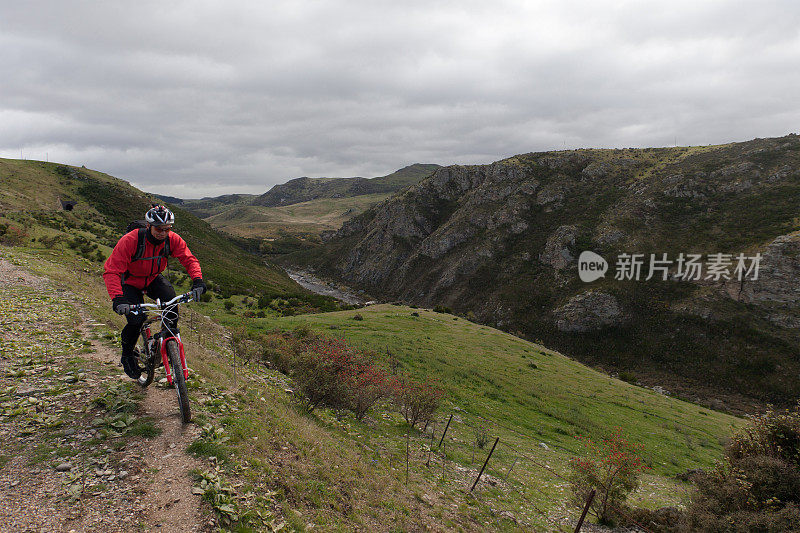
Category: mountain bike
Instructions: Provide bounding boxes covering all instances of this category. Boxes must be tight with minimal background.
[129,292,193,423]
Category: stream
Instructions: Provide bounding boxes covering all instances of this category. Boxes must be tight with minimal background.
[284,268,369,305]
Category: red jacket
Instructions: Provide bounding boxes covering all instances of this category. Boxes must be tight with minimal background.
[103,230,202,299]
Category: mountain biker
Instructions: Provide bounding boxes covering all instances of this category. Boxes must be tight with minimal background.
[103,205,206,379]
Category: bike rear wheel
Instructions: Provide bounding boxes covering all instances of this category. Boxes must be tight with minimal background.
[166,339,191,423]
[136,332,156,387]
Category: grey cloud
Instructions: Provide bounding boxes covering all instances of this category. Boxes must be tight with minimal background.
[1,1,799,197]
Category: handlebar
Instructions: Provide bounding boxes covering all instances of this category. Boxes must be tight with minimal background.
[127,292,194,316]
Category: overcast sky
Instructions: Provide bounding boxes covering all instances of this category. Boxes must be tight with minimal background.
[2,1,799,197]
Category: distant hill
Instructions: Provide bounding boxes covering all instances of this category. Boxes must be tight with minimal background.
[180,194,257,218]
[150,193,184,205]
[252,164,441,207]
[180,164,440,239]
[288,135,800,409]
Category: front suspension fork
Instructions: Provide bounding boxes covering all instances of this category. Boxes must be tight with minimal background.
[159,335,188,385]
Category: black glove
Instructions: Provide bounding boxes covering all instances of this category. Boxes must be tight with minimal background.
[112,296,131,315]
[191,278,206,301]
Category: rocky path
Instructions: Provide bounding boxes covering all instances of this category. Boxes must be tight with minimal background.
[0,257,210,532]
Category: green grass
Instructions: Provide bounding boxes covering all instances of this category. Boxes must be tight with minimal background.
[128,417,162,438]
[248,304,742,477]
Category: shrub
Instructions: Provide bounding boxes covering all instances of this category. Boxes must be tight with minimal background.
[0,224,29,245]
[351,313,364,321]
[289,323,312,340]
[475,424,490,449]
[38,235,61,249]
[223,300,234,311]
[685,404,800,532]
[568,428,648,526]
[394,375,444,428]
[433,305,451,314]
[257,294,271,309]
[292,337,358,412]
[344,362,390,421]
[257,332,299,374]
[254,331,437,422]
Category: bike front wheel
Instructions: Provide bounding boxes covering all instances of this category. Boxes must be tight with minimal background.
[166,339,191,423]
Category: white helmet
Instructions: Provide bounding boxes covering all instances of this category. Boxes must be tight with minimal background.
[145,205,175,226]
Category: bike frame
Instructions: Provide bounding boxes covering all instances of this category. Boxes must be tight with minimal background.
[130,292,193,385]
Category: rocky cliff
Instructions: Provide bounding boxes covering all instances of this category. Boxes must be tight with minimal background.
[294,136,800,406]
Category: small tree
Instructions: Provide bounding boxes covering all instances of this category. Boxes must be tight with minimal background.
[394,376,444,428]
[569,428,647,525]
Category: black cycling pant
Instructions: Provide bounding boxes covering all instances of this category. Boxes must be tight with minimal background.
[120,274,177,356]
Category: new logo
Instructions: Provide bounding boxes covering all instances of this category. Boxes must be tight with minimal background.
[578,251,608,282]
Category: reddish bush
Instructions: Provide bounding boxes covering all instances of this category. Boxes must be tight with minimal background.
[255,331,446,423]
[344,361,390,420]
[292,336,358,412]
[569,428,648,525]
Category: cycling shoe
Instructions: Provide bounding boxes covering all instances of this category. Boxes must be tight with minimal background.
[121,354,142,380]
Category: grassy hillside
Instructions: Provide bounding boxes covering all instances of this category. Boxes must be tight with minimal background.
[207,302,742,476]
[0,158,315,300]
[178,294,746,529]
[368,163,443,189]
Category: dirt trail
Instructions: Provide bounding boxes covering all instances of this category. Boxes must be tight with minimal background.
[0,256,210,532]
[75,314,206,532]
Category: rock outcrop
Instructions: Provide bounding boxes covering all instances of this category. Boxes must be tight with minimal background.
[553,291,625,333]
[739,233,800,305]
